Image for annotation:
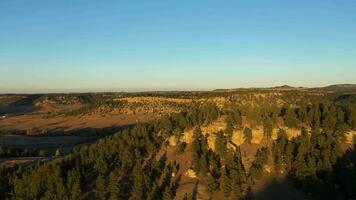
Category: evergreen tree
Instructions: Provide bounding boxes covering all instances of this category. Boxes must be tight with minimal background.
[206,173,219,194]
[108,172,120,200]
[199,154,208,175]
[293,141,309,181]
[70,181,82,200]
[147,182,161,200]
[243,127,252,144]
[220,167,231,197]
[94,174,107,200]
[263,118,273,138]
[54,148,61,157]
[312,105,321,128]
[38,149,46,157]
[129,164,146,200]
[225,113,234,140]
[285,107,299,128]
[162,186,173,200]
[191,134,201,172]
[67,169,82,200]
[215,131,227,160]
[250,147,269,180]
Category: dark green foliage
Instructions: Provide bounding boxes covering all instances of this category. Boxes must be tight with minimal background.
[243,127,252,144]
[129,164,146,200]
[272,129,289,172]
[225,113,234,139]
[229,150,251,198]
[67,168,82,200]
[162,186,173,200]
[191,128,202,172]
[1,92,356,200]
[0,145,46,158]
[284,106,299,128]
[191,127,209,175]
[206,173,219,194]
[201,103,220,124]
[263,118,273,138]
[94,174,107,200]
[220,166,231,197]
[108,172,120,200]
[215,131,227,160]
[147,182,161,200]
[250,147,269,180]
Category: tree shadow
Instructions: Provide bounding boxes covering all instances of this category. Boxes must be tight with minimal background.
[248,177,306,200]
[0,94,43,116]
[249,146,356,200]
[172,174,182,197]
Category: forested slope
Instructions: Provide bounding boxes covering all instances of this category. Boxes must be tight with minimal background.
[0,91,356,200]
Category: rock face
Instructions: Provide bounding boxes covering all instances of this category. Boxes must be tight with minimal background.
[184,169,197,178]
[168,135,178,146]
[207,134,216,151]
[231,130,244,146]
[264,165,272,173]
[180,130,194,144]
[346,131,356,144]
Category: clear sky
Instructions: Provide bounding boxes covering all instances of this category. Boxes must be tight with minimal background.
[0,0,356,93]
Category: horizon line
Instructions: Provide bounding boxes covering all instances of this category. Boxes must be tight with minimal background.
[1,83,355,95]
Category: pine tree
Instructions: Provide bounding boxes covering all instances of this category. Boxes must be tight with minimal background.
[129,164,146,200]
[193,126,202,139]
[243,127,252,144]
[322,105,337,131]
[312,105,321,128]
[67,169,82,200]
[293,142,308,181]
[108,172,120,200]
[285,107,299,128]
[162,186,173,200]
[147,182,161,200]
[298,106,308,124]
[231,173,242,199]
[191,135,201,172]
[263,118,273,138]
[220,167,231,197]
[38,149,46,157]
[250,147,269,180]
[225,113,234,140]
[206,173,218,194]
[55,148,61,157]
[215,131,227,160]
[70,180,82,200]
[273,146,283,172]
[94,174,107,200]
[199,154,208,175]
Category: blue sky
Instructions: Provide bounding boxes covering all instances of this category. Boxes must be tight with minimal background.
[0,0,356,93]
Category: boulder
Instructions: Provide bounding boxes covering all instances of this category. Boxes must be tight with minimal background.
[168,135,178,146]
[184,169,197,178]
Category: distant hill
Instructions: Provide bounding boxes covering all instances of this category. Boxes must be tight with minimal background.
[213,84,356,93]
[315,84,356,93]
[213,85,306,92]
